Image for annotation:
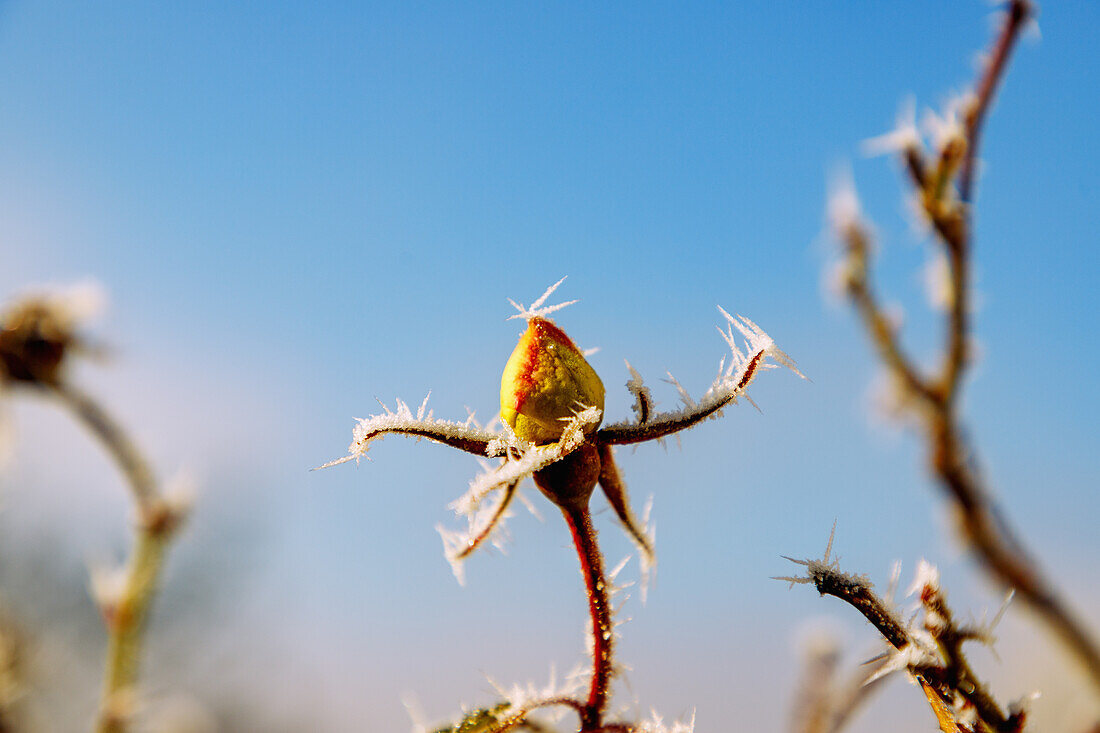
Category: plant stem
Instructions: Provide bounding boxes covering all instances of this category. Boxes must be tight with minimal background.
[96,526,173,733]
[560,504,613,731]
[48,382,184,733]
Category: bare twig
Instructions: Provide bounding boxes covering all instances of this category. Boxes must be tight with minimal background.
[47,381,187,733]
[789,635,893,733]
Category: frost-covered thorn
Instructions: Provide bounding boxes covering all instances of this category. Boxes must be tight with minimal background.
[624,360,653,425]
[862,96,921,158]
[885,559,903,607]
[717,306,805,380]
[636,708,696,733]
[89,562,129,626]
[922,95,968,155]
[827,164,864,239]
[906,558,941,600]
[607,556,631,585]
[922,250,953,312]
[823,518,837,564]
[663,372,695,408]
[991,589,1014,630]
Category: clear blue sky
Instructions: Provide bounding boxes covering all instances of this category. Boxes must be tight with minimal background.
[1,2,1098,730]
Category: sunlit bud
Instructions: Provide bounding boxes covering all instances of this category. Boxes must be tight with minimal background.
[500,317,605,445]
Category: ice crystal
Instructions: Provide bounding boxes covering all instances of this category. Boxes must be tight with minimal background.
[636,708,696,733]
[486,665,586,726]
[905,558,941,599]
[507,276,577,322]
[862,97,921,157]
[921,95,967,153]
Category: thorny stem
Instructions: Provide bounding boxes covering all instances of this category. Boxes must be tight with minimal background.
[799,561,1017,733]
[561,504,614,731]
[800,565,958,729]
[842,0,1100,697]
[47,381,185,733]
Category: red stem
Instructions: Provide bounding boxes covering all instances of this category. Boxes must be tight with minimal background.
[561,504,614,731]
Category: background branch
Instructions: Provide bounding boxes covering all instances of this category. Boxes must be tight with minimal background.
[834,0,1100,696]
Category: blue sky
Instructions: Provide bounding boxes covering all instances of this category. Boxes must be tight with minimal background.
[1,2,1098,730]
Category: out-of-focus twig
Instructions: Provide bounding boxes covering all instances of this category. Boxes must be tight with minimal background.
[48,382,188,733]
[833,0,1100,695]
[0,613,24,733]
[959,0,1030,205]
[789,634,892,733]
[0,288,188,733]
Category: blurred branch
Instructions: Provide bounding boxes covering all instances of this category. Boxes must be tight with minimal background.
[959,0,1031,204]
[832,0,1100,695]
[47,382,188,733]
[0,613,24,733]
[789,636,892,733]
[1,288,189,731]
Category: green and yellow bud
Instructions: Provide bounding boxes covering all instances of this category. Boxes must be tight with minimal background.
[500,317,604,445]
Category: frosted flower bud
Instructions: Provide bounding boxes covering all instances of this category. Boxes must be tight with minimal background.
[500,317,605,445]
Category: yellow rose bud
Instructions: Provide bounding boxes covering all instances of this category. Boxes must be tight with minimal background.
[500,317,605,445]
